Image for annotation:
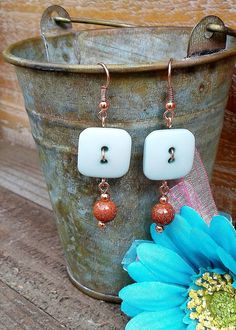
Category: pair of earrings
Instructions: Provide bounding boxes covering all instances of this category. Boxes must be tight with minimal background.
[78,60,195,232]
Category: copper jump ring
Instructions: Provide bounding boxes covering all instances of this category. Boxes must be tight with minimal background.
[160,181,170,196]
[163,110,174,128]
[98,178,110,194]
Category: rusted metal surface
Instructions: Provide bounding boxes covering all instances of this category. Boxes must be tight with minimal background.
[187,15,226,57]
[3,24,236,301]
[3,26,236,72]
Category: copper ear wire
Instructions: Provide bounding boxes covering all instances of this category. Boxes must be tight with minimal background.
[163,58,176,128]
[93,63,117,229]
[97,62,110,127]
[97,62,110,89]
[167,58,173,99]
[152,59,176,233]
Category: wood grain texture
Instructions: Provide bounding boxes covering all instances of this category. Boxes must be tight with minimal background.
[0,141,52,209]
[0,280,65,330]
[211,73,236,219]
[0,186,127,329]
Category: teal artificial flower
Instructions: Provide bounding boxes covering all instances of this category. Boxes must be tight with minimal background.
[119,206,236,330]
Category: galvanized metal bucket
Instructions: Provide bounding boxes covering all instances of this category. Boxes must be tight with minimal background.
[3,7,236,302]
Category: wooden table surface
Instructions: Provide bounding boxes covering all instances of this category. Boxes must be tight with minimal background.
[211,74,236,221]
[0,185,127,330]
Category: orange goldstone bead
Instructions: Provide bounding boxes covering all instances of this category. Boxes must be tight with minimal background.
[93,197,117,223]
[151,202,175,226]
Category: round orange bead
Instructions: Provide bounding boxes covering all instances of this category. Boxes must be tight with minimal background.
[151,202,175,226]
[93,197,117,223]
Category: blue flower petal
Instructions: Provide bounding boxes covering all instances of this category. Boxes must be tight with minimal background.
[125,308,185,330]
[150,221,182,255]
[218,211,233,222]
[119,282,186,311]
[120,206,236,330]
[209,215,236,258]
[135,243,195,286]
[187,321,198,330]
[189,267,207,289]
[180,206,208,233]
[127,260,157,282]
[121,301,143,317]
[163,215,212,270]
[217,247,236,275]
[191,228,224,269]
[122,240,153,271]
[151,214,210,270]
[207,267,226,275]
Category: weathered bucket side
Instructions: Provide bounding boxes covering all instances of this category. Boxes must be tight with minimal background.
[13,51,235,300]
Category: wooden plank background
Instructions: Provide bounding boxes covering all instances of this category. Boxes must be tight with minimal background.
[0,1,235,218]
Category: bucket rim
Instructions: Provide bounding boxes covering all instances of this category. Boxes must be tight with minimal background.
[3,27,236,73]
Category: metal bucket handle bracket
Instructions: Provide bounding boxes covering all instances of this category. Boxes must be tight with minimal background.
[40,7,236,67]
[187,15,227,57]
[40,5,72,37]
[40,4,134,36]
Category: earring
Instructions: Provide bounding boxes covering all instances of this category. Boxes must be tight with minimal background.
[78,63,132,229]
[143,59,195,232]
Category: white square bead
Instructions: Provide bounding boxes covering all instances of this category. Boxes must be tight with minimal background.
[143,129,195,180]
[78,127,132,178]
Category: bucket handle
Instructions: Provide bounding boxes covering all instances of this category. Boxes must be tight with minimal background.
[41,6,236,60]
[41,5,236,37]
[206,24,236,38]
[40,5,134,37]
[54,16,236,39]
[53,16,134,28]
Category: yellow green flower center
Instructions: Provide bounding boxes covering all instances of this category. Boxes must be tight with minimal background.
[187,272,236,330]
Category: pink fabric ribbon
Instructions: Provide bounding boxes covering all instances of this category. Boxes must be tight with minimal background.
[169,149,218,223]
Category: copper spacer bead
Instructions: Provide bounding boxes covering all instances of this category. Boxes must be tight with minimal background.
[99,100,109,110]
[165,101,176,111]
[159,195,168,204]
[100,193,109,200]
[152,202,175,227]
[156,225,164,233]
[98,221,106,229]
[93,197,117,223]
